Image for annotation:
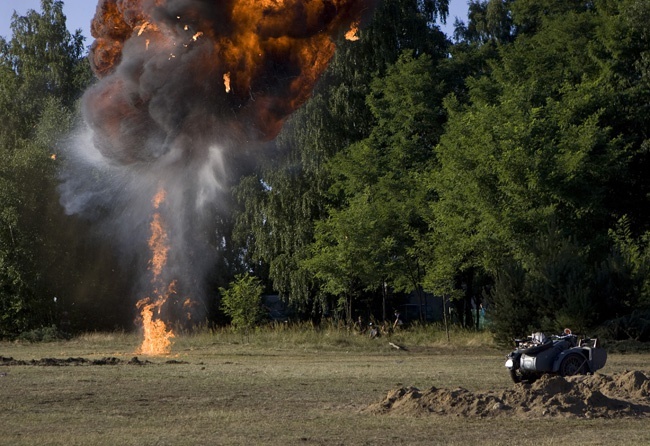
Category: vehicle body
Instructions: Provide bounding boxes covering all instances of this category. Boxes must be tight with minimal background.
[505,329,607,383]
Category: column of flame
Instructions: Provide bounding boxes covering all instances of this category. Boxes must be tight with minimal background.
[136,187,175,355]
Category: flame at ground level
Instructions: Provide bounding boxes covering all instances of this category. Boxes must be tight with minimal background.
[136,296,175,355]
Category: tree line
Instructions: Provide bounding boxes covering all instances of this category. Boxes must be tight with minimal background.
[2,0,650,342]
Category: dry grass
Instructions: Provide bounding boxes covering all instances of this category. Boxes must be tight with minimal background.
[1,328,649,445]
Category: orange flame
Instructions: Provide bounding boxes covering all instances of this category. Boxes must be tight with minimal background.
[85,0,376,165]
[136,187,175,355]
[152,187,165,209]
[148,213,168,278]
[183,298,195,321]
[83,1,377,346]
[345,21,360,41]
[136,289,176,355]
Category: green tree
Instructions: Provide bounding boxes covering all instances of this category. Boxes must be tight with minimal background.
[0,0,92,337]
[454,0,514,43]
[427,0,650,337]
[305,51,443,321]
[219,274,266,332]
[489,223,594,339]
[3,0,89,116]
[233,0,450,319]
[592,216,650,317]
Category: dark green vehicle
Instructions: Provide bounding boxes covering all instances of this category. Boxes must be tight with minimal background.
[505,329,608,384]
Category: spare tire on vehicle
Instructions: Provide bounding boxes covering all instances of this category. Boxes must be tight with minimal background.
[559,352,588,377]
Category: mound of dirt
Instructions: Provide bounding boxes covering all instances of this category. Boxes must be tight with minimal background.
[365,371,650,418]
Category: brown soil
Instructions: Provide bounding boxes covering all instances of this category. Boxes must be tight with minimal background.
[365,371,650,418]
[0,356,188,366]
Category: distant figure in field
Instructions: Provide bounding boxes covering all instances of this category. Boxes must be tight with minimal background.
[368,322,379,339]
[393,311,404,329]
[354,316,366,334]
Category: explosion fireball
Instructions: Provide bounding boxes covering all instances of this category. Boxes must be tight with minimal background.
[86,0,376,164]
[60,0,375,354]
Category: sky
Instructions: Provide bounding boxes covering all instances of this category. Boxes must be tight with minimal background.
[0,0,469,44]
[0,0,95,42]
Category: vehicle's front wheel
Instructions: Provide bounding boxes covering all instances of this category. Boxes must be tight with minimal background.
[509,369,538,384]
[559,353,587,377]
[509,368,522,384]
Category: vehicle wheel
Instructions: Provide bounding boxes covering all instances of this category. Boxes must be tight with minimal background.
[510,369,538,384]
[509,369,522,384]
[560,353,587,377]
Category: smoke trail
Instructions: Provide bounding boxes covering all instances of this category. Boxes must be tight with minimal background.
[59,0,376,326]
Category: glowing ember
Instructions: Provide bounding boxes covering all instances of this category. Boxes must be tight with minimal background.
[345,21,360,41]
[137,21,150,36]
[223,72,231,93]
[183,298,195,321]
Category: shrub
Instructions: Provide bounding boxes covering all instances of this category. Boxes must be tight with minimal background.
[219,274,266,332]
[17,325,64,343]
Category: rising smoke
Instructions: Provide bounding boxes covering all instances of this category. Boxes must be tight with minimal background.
[58,0,376,325]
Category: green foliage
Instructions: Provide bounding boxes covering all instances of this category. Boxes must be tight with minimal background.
[219,274,266,331]
[488,260,537,341]
[489,223,594,338]
[17,324,65,343]
[0,0,91,338]
[456,0,515,43]
[5,0,89,111]
[425,0,650,339]
[589,216,650,322]
[232,0,450,318]
[598,309,650,342]
[231,0,650,340]
[4,0,650,342]
[303,50,444,319]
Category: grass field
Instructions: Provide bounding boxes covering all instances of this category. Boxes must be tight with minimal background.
[1,327,649,445]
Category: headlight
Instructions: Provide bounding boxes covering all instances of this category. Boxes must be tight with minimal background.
[505,358,514,369]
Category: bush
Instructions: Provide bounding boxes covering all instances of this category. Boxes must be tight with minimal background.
[219,274,266,332]
[597,310,650,342]
[17,325,65,343]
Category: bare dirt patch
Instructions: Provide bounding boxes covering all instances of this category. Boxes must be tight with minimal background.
[0,356,188,366]
[366,370,650,419]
